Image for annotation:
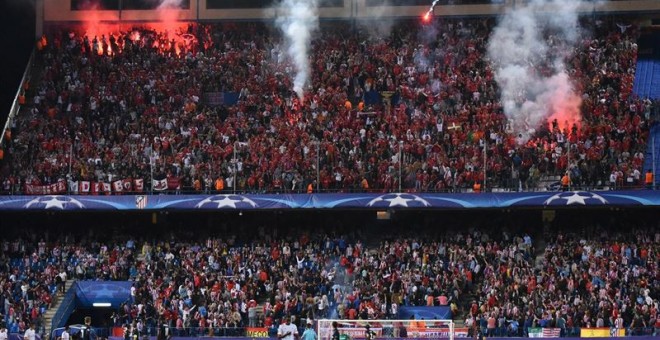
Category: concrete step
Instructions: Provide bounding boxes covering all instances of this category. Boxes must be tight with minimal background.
[44,279,76,340]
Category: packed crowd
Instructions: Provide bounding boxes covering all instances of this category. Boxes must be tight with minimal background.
[0,17,655,194]
[0,226,534,337]
[1,221,658,337]
[465,227,659,337]
[0,239,64,336]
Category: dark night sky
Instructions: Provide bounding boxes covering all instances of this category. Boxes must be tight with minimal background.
[0,0,35,130]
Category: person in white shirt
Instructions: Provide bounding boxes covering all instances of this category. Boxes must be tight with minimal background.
[60,326,70,340]
[277,316,299,340]
[0,327,8,340]
[24,324,36,340]
[57,271,67,294]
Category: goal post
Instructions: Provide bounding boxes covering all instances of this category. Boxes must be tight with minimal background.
[317,319,457,340]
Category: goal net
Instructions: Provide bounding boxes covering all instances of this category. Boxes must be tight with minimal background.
[317,319,457,340]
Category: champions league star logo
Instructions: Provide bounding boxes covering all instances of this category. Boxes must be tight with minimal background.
[544,191,608,206]
[87,283,126,298]
[195,195,258,209]
[24,195,85,210]
[367,193,431,208]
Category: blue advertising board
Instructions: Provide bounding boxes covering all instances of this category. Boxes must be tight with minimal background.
[0,190,659,211]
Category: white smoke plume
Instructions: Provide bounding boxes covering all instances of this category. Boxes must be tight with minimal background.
[276,0,320,100]
[157,0,184,9]
[358,0,397,40]
[487,0,584,143]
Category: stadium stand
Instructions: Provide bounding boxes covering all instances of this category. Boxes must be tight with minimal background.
[0,3,659,340]
[0,18,655,195]
[1,213,658,339]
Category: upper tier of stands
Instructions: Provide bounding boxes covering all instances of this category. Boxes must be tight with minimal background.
[0,18,657,194]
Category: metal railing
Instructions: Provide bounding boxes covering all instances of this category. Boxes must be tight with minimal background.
[50,282,78,338]
[1,48,35,149]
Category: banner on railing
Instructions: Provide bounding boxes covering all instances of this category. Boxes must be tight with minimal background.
[245,327,269,338]
[112,180,123,193]
[153,178,168,191]
[333,326,467,339]
[580,328,625,337]
[529,328,560,338]
[69,179,145,194]
[167,177,181,190]
[408,327,469,338]
[25,180,67,195]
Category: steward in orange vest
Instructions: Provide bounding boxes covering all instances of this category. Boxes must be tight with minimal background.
[561,173,570,191]
[215,177,225,192]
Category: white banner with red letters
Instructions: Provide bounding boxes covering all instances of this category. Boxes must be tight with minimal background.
[67,179,145,194]
[25,180,67,195]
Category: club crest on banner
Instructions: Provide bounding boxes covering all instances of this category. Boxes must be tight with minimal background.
[135,195,148,209]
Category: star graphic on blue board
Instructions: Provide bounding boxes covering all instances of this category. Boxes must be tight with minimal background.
[385,195,412,207]
[195,195,258,209]
[93,285,116,298]
[544,191,608,206]
[367,193,431,208]
[24,195,85,209]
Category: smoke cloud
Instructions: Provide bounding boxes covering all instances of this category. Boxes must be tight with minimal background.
[424,0,440,19]
[487,0,584,143]
[276,0,320,100]
[157,0,184,9]
[358,0,397,40]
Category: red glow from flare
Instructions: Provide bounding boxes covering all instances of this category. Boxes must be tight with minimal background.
[130,31,141,42]
[423,13,431,23]
[77,4,193,58]
[77,21,192,58]
[547,98,582,135]
[548,111,581,134]
[546,76,583,137]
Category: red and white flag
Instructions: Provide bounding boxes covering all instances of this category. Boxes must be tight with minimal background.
[112,180,123,193]
[123,179,133,192]
[69,181,79,194]
[91,182,100,195]
[153,178,168,191]
[57,180,67,192]
[102,182,112,193]
[134,179,144,192]
[81,181,91,194]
